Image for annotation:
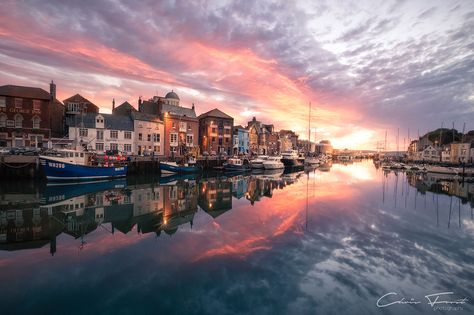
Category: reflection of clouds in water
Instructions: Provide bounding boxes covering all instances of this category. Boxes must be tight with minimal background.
[0,162,473,314]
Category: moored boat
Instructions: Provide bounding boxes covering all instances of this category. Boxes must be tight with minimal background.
[304,156,319,165]
[39,149,127,181]
[263,156,284,170]
[223,157,250,172]
[281,150,303,167]
[250,155,268,169]
[159,156,202,174]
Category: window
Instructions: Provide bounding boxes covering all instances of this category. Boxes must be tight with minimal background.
[225,138,229,143]
[172,122,176,129]
[225,129,230,134]
[68,103,79,112]
[110,143,118,150]
[218,138,223,145]
[96,130,104,140]
[154,145,160,152]
[170,133,178,144]
[33,100,41,112]
[0,97,5,108]
[14,114,23,128]
[96,117,104,123]
[179,122,186,131]
[96,143,104,151]
[138,133,142,141]
[79,128,88,137]
[124,131,132,139]
[186,135,193,144]
[212,137,215,142]
[124,144,132,152]
[147,134,151,141]
[14,98,22,109]
[110,130,118,139]
[0,114,6,127]
[153,133,160,142]
[32,116,40,129]
[212,128,216,133]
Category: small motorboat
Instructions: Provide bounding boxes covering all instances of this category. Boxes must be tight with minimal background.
[263,156,284,170]
[250,155,268,169]
[223,158,250,172]
[160,156,202,174]
[304,156,319,165]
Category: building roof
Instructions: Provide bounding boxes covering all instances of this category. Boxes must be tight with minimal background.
[198,108,233,120]
[0,85,51,100]
[113,101,137,115]
[68,113,134,131]
[161,103,196,118]
[165,90,180,100]
[131,111,163,123]
[63,94,97,106]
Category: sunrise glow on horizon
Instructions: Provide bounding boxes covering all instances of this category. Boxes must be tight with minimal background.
[1,0,473,149]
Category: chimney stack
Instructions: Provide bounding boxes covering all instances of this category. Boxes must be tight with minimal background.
[192,102,195,111]
[50,80,56,101]
[112,98,115,111]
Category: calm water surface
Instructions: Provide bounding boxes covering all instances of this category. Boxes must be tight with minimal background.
[0,161,473,315]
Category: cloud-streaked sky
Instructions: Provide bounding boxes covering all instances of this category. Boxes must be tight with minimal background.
[1,0,473,149]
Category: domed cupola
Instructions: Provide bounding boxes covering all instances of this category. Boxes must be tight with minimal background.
[165,90,180,100]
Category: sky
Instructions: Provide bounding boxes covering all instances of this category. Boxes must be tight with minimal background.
[0,0,473,149]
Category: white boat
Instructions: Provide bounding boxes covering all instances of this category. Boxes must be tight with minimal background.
[250,155,268,169]
[281,150,303,166]
[304,156,319,165]
[263,156,284,170]
[425,165,459,175]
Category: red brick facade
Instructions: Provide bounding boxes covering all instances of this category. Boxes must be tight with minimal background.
[0,85,64,148]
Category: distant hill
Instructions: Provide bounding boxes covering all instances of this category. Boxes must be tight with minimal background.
[420,128,474,145]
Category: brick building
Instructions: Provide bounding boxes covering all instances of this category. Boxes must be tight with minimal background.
[198,108,234,155]
[139,91,199,158]
[63,93,99,136]
[0,82,64,148]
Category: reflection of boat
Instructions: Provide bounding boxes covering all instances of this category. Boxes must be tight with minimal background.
[425,165,459,175]
[40,149,127,181]
[159,157,202,174]
[40,179,127,205]
[263,156,284,169]
[223,158,250,172]
[250,155,268,169]
[159,173,200,185]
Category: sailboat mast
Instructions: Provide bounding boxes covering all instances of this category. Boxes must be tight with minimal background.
[308,102,311,154]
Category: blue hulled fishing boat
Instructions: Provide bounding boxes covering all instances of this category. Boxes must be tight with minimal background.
[40,149,127,181]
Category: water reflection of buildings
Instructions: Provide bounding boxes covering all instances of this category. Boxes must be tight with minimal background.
[0,171,306,254]
[407,172,474,207]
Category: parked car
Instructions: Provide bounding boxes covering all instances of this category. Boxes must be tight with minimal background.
[0,147,10,155]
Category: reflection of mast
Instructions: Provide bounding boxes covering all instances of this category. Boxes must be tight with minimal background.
[448,196,452,228]
[305,172,309,231]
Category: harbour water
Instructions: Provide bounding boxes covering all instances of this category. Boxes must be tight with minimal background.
[0,161,473,315]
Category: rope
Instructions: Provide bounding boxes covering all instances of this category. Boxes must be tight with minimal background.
[0,161,34,168]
